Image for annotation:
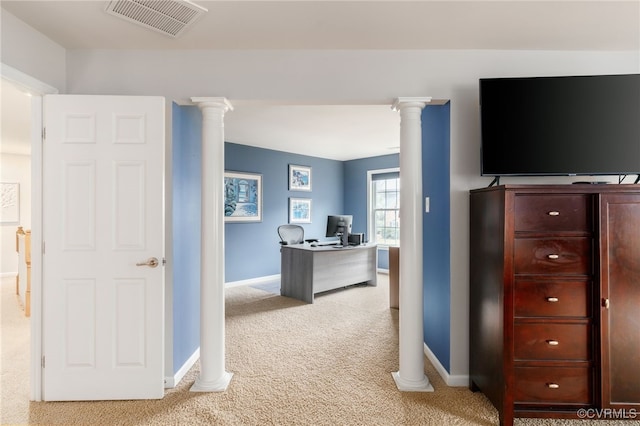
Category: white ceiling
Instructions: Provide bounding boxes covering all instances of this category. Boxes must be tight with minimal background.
[223,104,401,159]
[3,1,638,51]
[2,1,639,159]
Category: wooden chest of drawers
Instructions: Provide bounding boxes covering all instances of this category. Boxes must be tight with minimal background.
[512,193,594,412]
[470,185,640,426]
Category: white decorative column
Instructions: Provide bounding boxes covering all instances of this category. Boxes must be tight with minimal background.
[190,97,233,392]
[391,97,434,392]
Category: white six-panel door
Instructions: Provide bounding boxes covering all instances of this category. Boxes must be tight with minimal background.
[42,95,165,400]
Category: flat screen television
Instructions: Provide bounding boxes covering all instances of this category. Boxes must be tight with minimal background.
[480,74,640,178]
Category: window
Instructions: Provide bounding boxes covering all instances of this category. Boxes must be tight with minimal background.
[368,169,400,246]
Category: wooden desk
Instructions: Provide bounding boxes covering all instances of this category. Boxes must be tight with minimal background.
[280,243,377,303]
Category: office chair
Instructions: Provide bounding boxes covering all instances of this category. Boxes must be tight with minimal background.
[277,224,305,245]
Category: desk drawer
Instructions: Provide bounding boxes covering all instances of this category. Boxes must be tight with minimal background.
[514,238,591,275]
[515,366,592,404]
[514,280,590,318]
[514,323,590,361]
[515,195,591,232]
[313,247,376,293]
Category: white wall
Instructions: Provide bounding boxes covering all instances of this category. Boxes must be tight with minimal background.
[0,154,31,275]
[64,48,639,377]
[0,9,66,92]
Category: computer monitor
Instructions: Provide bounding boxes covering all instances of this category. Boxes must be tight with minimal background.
[326,215,352,238]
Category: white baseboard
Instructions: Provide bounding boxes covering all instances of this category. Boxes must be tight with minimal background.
[377,268,389,274]
[165,347,200,388]
[225,274,280,288]
[1,271,18,278]
[423,343,469,387]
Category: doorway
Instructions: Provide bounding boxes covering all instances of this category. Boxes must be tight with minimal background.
[1,79,32,279]
[1,65,58,401]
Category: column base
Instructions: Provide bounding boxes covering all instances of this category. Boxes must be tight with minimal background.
[190,371,233,392]
[392,371,434,392]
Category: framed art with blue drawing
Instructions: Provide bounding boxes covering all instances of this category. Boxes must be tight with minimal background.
[289,197,312,224]
[224,171,262,222]
[289,164,311,191]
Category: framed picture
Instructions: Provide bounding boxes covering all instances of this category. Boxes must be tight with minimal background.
[224,171,262,222]
[289,164,312,191]
[289,197,312,224]
[0,182,20,224]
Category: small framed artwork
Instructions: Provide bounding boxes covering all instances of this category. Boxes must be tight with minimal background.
[0,182,20,224]
[224,171,262,222]
[289,164,312,191]
[289,197,312,224]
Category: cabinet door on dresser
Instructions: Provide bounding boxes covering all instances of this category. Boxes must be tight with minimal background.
[599,194,640,409]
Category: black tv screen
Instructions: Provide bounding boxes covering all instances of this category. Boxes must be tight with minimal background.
[480,74,640,177]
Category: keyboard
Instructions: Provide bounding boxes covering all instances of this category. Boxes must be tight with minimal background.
[315,241,338,246]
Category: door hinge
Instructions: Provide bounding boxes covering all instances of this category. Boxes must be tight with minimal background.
[41,356,45,368]
[42,241,46,254]
[42,127,46,140]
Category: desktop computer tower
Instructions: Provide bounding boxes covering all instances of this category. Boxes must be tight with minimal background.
[348,233,364,245]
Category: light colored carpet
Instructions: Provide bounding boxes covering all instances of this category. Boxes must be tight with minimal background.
[1,276,633,425]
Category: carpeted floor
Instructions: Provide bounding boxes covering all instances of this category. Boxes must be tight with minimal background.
[1,275,634,425]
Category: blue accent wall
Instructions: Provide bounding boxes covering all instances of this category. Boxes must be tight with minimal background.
[225,143,344,282]
[377,250,390,270]
[172,104,202,373]
[344,154,400,269]
[422,103,451,372]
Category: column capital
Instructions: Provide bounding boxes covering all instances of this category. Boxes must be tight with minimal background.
[190,97,234,112]
[392,97,432,111]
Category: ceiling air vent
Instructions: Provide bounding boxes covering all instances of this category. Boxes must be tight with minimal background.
[105,0,207,38]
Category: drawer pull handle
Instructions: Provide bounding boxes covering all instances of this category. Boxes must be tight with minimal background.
[547,383,560,389]
[546,297,559,303]
[546,340,559,346]
[547,254,560,260]
[548,211,560,216]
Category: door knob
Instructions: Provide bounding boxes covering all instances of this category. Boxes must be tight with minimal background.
[136,257,159,268]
